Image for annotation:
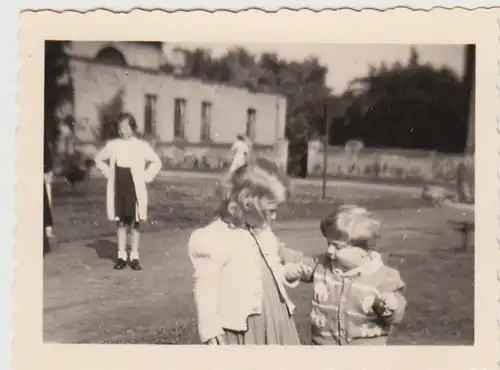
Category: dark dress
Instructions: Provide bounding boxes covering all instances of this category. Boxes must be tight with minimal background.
[43,136,53,256]
[114,164,138,225]
[223,238,301,345]
[43,181,53,228]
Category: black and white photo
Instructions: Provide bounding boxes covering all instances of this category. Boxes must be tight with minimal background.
[15,9,497,370]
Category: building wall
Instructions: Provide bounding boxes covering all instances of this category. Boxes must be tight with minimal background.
[69,58,287,146]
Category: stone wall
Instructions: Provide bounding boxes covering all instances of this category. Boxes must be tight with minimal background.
[307,139,467,184]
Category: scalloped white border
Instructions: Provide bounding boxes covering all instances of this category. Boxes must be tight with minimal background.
[14,7,498,370]
[496,15,499,370]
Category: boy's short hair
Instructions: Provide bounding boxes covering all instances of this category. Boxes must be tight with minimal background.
[320,205,381,249]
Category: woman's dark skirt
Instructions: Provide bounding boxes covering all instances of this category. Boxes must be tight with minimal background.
[114,165,138,225]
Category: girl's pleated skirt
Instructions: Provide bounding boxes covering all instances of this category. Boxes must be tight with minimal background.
[114,165,138,224]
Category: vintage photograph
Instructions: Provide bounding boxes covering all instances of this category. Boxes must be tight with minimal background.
[42,40,475,346]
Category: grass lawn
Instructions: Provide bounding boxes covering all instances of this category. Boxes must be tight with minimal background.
[49,177,428,243]
[43,178,474,345]
[158,167,448,187]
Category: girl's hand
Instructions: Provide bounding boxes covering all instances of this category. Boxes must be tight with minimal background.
[206,335,226,345]
[284,263,302,281]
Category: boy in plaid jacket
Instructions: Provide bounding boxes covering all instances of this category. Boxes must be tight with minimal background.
[285,205,406,345]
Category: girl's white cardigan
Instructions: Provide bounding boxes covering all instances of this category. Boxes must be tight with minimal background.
[94,137,162,221]
[188,219,300,343]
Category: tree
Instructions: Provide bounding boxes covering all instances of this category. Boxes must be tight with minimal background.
[340,46,469,153]
[97,88,125,141]
[44,41,73,149]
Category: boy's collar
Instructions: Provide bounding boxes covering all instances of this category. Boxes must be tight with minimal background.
[331,251,384,277]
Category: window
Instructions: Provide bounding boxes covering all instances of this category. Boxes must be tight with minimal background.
[200,101,212,141]
[144,94,157,136]
[246,108,256,140]
[174,98,187,139]
[94,46,128,66]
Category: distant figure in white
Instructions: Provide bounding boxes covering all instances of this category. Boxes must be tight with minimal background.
[228,135,253,174]
[215,135,253,202]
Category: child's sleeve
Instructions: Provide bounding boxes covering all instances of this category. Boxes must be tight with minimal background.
[143,142,162,183]
[94,142,111,178]
[377,268,407,325]
[188,229,226,343]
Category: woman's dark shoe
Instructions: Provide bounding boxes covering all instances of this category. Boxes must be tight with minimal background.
[129,259,142,271]
[114,258,127,270]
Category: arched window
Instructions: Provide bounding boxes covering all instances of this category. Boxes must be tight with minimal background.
[94,46,128,66]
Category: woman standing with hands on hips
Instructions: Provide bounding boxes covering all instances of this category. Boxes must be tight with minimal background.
[94,112,162,270]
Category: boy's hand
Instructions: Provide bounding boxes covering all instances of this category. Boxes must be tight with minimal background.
[378,293,399,311]
[361,294,377,314]
[314,283,329,303]
[373,293,399,318]
[284,263,302,281]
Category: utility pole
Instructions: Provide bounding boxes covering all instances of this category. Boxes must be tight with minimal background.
[321,102,330,200]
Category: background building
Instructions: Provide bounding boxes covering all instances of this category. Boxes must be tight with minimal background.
[66,41,288,170]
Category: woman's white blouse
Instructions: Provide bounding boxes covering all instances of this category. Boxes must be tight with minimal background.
[114,139,137,168]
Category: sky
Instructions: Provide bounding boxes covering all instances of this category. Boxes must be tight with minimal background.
[162,43,467,94]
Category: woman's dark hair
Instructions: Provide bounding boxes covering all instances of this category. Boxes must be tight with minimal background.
[117,112,138,133]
